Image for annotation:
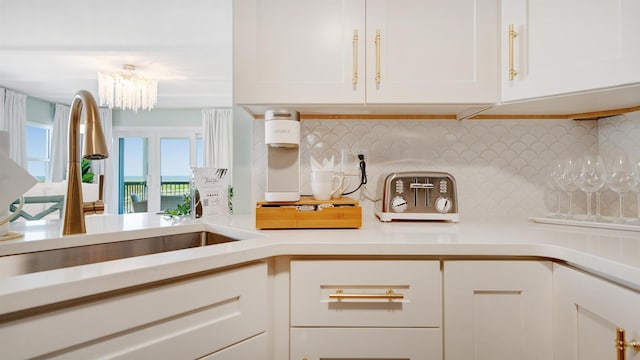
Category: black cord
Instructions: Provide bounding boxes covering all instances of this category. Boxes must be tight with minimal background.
[342,155,367,196]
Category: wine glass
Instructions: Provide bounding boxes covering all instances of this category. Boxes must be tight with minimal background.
[606,148,639,223]
[555,157,579,219]
[571,154,606,221]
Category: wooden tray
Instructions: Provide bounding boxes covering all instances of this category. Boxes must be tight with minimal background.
[256,196,362,229]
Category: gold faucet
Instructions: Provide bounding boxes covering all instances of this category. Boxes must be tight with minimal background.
[62,90,109,235]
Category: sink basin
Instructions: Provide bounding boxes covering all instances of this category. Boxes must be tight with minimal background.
[0,231,241,277]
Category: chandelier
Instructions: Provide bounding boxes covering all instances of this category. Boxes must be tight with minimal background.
[98,64,157,111]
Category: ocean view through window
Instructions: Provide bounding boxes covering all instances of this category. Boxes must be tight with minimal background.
[119,132,202,214]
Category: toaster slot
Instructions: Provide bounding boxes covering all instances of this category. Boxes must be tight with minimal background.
[408,178,434,211]
[413,178,418,208]
[425,177,430,208]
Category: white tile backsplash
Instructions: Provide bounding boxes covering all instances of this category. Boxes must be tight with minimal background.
[252,117,601,221]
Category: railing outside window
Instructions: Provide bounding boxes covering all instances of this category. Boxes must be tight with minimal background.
[123,180,189,213]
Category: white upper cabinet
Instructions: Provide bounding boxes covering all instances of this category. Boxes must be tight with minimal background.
[501,0,640,102]
[234,0,366,104]
[365,0,498,104]
[234,0,498,105]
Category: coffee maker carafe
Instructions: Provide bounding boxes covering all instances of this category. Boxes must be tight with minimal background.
[264,110,300,202]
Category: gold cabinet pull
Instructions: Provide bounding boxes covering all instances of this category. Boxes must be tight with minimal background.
[508,24,518,81]
[352,29,359,86]
[375,29,381,85]
[329,288,403,301]
[617,328,640,360]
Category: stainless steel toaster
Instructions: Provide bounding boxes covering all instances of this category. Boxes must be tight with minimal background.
[375,171,459,222]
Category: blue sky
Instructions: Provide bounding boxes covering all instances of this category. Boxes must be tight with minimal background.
[123,137,203,178]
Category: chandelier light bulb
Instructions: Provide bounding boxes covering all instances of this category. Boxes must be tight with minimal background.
[98,64,158,111]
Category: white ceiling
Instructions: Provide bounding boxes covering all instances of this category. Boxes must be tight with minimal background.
[0,0,232,109]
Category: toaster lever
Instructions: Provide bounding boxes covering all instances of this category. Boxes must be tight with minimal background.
[409,183,434,189]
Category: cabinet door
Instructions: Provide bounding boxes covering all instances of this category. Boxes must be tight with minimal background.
[234,0,365,104]
[444,261,553,360]
[0,263,268,359]
[366,0,498,104]
[291,328,442,360]
[501,0,640,101]
[553,264,640,360]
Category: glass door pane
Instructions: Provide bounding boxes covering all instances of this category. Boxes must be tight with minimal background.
[159,138,191,211]
[119,137,149,214]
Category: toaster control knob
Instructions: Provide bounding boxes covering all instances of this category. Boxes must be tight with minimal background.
[435,197,452,213]
[391,196,408,213]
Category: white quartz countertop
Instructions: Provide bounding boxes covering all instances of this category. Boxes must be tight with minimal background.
[2,212,640,315]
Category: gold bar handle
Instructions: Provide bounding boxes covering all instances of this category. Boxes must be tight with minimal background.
[375,29,381,85]
[617,328,640,360]
[329,288,403,301]
[508,24,518,81]
[352,29,358,85]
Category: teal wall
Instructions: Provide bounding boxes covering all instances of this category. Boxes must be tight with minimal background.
[26,97,54,125]
[113,109,201,127]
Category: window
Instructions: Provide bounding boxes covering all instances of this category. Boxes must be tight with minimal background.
[113,128,203,214]
[25,124,51,182]
[196,137,204,167]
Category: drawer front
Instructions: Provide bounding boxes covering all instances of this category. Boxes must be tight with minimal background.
[291,327,442,360]
[1,262,268,359]
[201,333,268,360]
[291,260,441,327]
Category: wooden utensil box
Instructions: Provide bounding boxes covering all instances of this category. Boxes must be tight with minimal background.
[256,196,362,229]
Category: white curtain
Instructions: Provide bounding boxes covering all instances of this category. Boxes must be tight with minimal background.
[1,90,27,168]
[48,104,70,182]
[202,108,233,170]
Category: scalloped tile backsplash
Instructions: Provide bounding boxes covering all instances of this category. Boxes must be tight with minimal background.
[251,111,640,221]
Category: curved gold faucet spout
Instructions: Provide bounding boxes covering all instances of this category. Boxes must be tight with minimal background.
[62,90,109,235]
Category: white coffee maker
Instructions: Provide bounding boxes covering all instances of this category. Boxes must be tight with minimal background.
[264,110,300,202]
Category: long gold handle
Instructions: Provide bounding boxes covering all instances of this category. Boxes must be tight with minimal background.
[617,328,640,360]
[352,29,358,85]
[508,24,518,81]
[329,288,403,301]
[375,29,381,85]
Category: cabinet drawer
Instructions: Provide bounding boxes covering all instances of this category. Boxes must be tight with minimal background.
[0,262,268,359]
[291,260,441,327]
[291,327,442,360]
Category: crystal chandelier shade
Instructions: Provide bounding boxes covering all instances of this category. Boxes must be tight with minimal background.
[98,65,157,111]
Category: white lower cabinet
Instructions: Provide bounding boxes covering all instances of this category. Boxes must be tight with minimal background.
[0,262,268,360]
[553,263,640,360]
[291,328,441,360]
[443,260,553,360]
[290,260,442,359]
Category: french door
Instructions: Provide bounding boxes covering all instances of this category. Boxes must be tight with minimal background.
[111,127,202,214]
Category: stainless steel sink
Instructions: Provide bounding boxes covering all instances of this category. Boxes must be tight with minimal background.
[0,232,240,277]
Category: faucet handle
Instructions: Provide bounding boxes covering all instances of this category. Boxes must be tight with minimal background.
[83,200,105,215]
[98,174,104,201]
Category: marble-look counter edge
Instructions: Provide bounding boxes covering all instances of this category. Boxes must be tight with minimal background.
[1,214,640,316]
